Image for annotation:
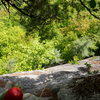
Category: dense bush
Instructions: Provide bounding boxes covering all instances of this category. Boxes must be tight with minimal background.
[0,12,62,74]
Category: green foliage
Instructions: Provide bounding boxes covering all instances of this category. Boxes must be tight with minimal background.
[85,62,99,74]
[85,62,92,69]
[0,12,62,74]
[58,36,97,62]
[68,56,80,64]
[89,0,96,8]
[0,0,100,74]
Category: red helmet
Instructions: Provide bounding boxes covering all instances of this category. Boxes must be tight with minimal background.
[4,87,23,100]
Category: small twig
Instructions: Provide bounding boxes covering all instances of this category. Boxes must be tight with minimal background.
[39,82,48,98]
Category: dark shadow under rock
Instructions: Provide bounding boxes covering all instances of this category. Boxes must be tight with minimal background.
[72,74,100,97]
[58,74,100,100]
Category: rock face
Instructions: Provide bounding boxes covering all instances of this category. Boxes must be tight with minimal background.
[23,93,51,100]
[0,56,100,100]
[58,74,100,100]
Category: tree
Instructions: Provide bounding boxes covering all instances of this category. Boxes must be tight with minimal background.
[0,0,100,21]
[80,0,100,20]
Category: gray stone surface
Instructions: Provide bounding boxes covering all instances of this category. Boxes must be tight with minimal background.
[58,88,75,100]
[0,56,100,100]
[23,93,51,100]
[0,71,81,94]
[57,74,100,100]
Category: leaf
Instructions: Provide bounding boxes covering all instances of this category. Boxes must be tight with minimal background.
[89,0,96,9]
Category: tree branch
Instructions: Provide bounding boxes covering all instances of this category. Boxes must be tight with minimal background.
[9,2,36,18]
[79,0,100,20]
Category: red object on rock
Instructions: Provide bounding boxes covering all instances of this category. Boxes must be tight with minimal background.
[4,87,23,100]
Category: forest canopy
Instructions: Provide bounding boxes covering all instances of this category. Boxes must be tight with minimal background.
[0,0,100,21]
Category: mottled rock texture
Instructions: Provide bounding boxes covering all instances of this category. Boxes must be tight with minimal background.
[0,56,100,100]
